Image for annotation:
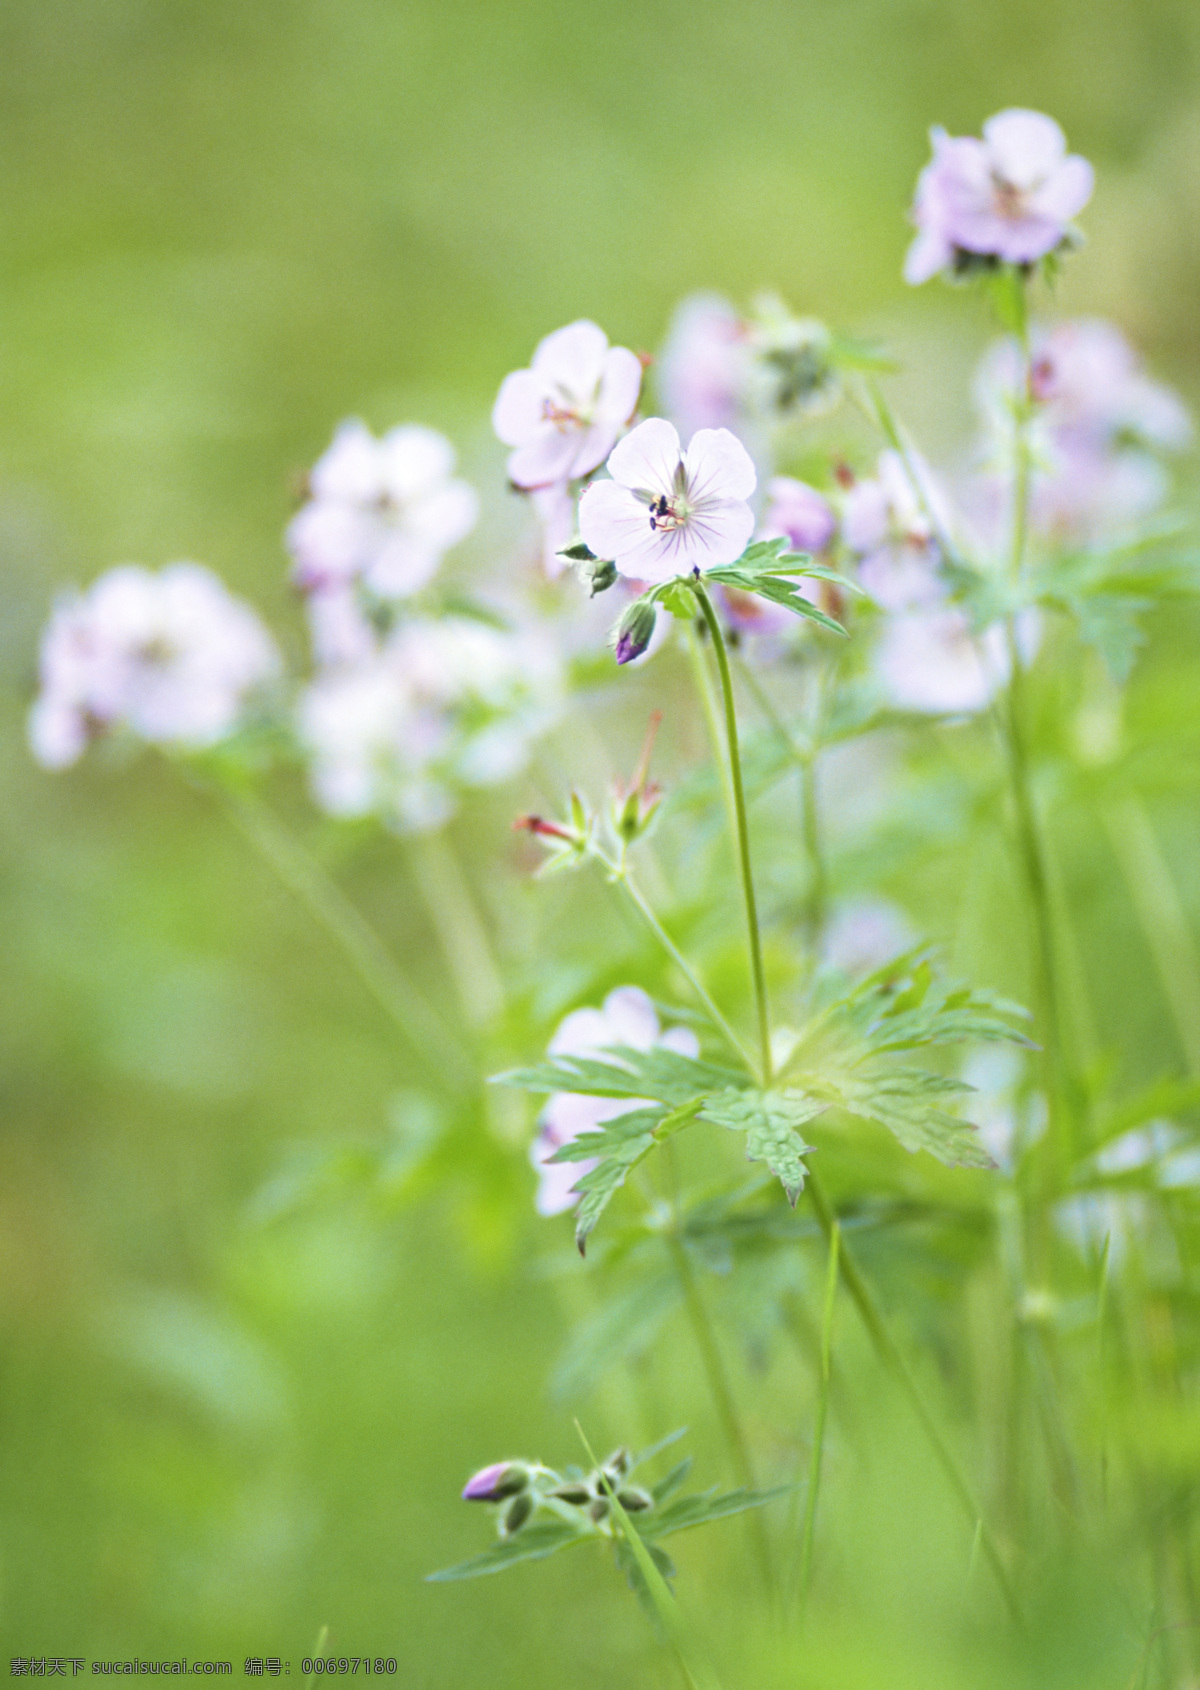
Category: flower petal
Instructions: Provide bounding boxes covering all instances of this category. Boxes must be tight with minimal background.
[983,109,1066,189]
[578,478,664,577]
[1028,154,1094,223]
[683,427,757,503]
[595,346,644,430]
[379,425,456,501]
[493,369,546,447]
[507,429,583,490]
[311,420,383,502]
[605,417,682,496]
[675,498,755,571]
[531,319,609,394]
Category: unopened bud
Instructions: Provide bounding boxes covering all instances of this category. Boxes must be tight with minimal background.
[549,1482,591,1506]
[461,1461,528,1502]
[587,1497,610,1525]
[501,1491,535,1536]
[616,1487,653,1512]
[613,600,657,666]
[581,556,618,597]
[603,1447,632,1481]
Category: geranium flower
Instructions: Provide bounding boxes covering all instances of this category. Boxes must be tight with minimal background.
[531,986,700,1216]
[287,420,477,599]
[492,320,643,490]
[841,451,944,611]
[29,564,280,768]
[905,109,1094,285]
[578,417,757,583]
[760,477,837,556]
[877,611,1009,714]
[658,294,748,438]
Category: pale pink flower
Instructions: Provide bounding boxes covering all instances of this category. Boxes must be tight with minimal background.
[493,320,643,490]
[578,418,756,584]
[531,986,699,1216]
[287,420,477,599]
[529,482,578,578]
[842,451,944,610]
[760,477,837,555]
[905,109,1093,285]
[822,898,915,976]
[877,611,1009,714]
[658,295,748,438]
[29,564,280,767]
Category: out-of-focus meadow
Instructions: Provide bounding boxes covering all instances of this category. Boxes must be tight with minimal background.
[3,0,1200,1682]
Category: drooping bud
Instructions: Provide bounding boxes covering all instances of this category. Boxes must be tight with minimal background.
[587,1496,610,1525]
[500,1491,535,1537]
[616,1486,653,1512]
[461,1462,528,1503]
[580,556,618,597]
[613,599,657,666]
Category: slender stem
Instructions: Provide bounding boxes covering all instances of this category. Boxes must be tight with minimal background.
[410,832,505,1029]
[693,584,771,1085]
[685,622,738,840]
[1103,796,1200,1076]
[664,1147,772,1592]
[218,784,472,1088]
[806,1170,1022,1625]
[795,1219,839,1619]
[858,376,966,571]
[591,849,755,1070]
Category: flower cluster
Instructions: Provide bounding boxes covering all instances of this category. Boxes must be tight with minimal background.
[29,563,280,767]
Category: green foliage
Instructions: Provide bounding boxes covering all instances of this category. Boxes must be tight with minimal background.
[698,1088,822,1204]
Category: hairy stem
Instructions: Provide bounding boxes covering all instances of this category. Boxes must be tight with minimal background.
[806,1170,1022,1624]
[693,584,772,1085]
[219,785,471,1088]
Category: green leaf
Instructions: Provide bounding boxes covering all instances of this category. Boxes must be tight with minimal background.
[494,1044,745,1107]
[824,1067,995,1170]
[658,580,698,620]
[643,1484,791,1540]
[651,1457,694,1506]
[700,1087,824,1204]
[549,1099,706,1251]
[426,1521,586,1582]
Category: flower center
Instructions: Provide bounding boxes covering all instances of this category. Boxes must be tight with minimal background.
[648,494,688,532]
[542,397,586,432]
[992,177,1031,221]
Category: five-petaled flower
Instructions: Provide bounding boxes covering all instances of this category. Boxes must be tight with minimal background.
[578,417,757,584]
[493,320,643,490]
[905,109,1094,285]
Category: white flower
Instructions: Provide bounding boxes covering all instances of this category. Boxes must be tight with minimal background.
[298,615,563,831]
[876,611,1010,714]
[492,320,643,490]
[528,483,578,578]
[658,294,748,439]
[578,417,757,584]
[29,564,280,767]
[530,987,700,1216]
[287,421,477,599]
[842,451,945,611]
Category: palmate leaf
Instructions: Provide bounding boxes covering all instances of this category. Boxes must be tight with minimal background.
[821,1068,996,1170]
[700,1087,824,1204]
[495,1044,744,1108]
[426,1521,586,1582]
[552,1101,705,1251]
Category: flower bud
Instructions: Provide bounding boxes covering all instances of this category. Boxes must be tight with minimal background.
[613,600,657,666]
[461,1462,528,1503]
[549,1482,591,1506]
[587,1496,610,1525]
[581,556,618,597]
[500,1491,535,1537]
[616,1486,653,1512]
[603,1447,632,1481]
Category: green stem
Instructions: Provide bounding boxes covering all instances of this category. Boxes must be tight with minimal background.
[685,622,738,841]
[806,1170,1022,1625]
[592,850,755,1070]
[664,1162,772,1592]
[693,583,772,1085]
[859,376,966,570]
[218,785,472,1089]
[795,1219,839,1619]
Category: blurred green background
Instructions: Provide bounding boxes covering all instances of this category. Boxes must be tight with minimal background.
[3,0,1200,1681]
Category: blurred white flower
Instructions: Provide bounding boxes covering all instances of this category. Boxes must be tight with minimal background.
[288,420,477,599]
[842,450,944,611]
[658,294,748,439]
[298,615,562,832]
[493,320,643,491]
[821,898,914,977]
[973,319,1192,544]
[529,482,578,578]
[29,563,280,767]
[530,986,699,1216]
[876,611,1010,714]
